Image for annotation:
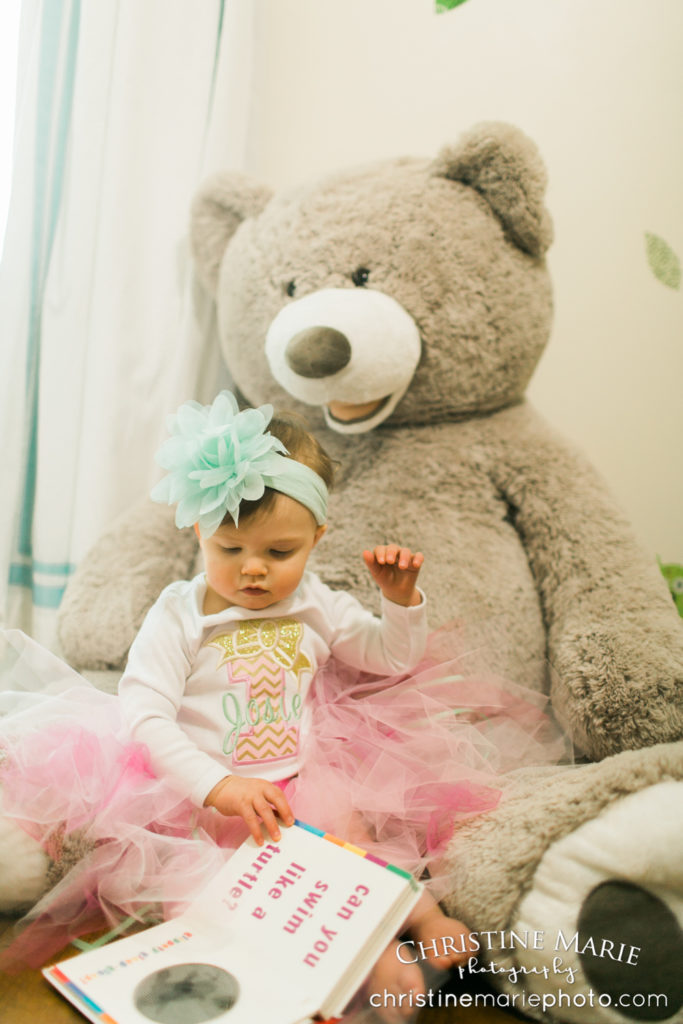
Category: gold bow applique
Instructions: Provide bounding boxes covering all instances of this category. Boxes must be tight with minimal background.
[206,617,311,681]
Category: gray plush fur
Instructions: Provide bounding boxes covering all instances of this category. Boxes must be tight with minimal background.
[58,500,199,670]
[202,126,554,426]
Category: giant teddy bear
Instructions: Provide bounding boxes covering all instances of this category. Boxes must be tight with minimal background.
[50,123,683,1021]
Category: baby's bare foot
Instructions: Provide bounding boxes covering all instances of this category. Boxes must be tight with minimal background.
[363,940,424,1022]
[409,904,472,970]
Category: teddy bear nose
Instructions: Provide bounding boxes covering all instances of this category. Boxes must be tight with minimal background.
[285,327,352,378]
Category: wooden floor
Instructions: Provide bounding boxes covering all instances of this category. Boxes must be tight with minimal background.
[0,914,525,1023]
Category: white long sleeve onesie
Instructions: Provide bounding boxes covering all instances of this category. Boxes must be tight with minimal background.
[118,571,427,806]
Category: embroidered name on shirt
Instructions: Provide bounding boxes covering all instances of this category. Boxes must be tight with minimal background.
[206,619,311,764]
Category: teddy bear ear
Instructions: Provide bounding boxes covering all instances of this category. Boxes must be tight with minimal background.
[431,122,553,257]
[190,172,273,295]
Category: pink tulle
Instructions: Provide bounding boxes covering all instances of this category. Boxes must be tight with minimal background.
[287,643,566,894]
[0,698,247,969]
[0,628,566,970]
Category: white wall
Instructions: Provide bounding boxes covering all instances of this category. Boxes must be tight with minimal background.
[247,0,683,561]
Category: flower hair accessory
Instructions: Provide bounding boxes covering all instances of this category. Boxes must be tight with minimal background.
[151,391,328,537]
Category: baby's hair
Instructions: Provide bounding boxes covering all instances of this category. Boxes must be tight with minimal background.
[223,412,335,525]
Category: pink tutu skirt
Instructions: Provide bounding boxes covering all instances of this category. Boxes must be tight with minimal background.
[0,627,567,970]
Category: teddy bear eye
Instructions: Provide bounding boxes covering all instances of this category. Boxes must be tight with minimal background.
[285,280,297,297]
[351,267,370,287]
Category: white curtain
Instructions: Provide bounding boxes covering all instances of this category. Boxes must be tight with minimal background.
[0,0,254,648]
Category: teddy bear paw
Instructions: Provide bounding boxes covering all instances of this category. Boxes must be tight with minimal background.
[493,779,683,1023]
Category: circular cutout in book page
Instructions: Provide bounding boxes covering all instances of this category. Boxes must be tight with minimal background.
[133,963,240,1023]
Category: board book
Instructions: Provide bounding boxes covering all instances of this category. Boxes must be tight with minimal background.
[43,819,423,1024]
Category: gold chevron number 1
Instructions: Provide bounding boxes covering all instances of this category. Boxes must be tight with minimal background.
[207,618,312,766]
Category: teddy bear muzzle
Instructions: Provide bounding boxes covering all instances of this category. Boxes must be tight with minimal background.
[285,326,392,424]
[265,286,421,433]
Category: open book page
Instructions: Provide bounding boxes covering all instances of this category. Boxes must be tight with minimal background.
[44,821,422,1024]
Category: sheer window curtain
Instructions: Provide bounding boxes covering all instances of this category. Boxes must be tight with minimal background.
[0,0,254,649]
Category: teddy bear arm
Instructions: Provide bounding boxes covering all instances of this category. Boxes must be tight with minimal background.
[57,499,198,671]
[491,418,683,757]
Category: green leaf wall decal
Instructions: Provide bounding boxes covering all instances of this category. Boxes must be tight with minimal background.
[645,232,681,290]
[658,559,683,617]
[436,0,471,12]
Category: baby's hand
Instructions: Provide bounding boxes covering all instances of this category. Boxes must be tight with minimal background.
[363,545,424,607]
[204,776,294,845]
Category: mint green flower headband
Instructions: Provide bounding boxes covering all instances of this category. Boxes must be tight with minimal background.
[151,391,328,537]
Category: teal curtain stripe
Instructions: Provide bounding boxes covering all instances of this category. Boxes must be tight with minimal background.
[8,565,68,609]
[45,0,81,277]
[205,0,226,133]
[35,559,76,575]
[16,0,63,554]
[17,0,82,560]
[12,559,76,576]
